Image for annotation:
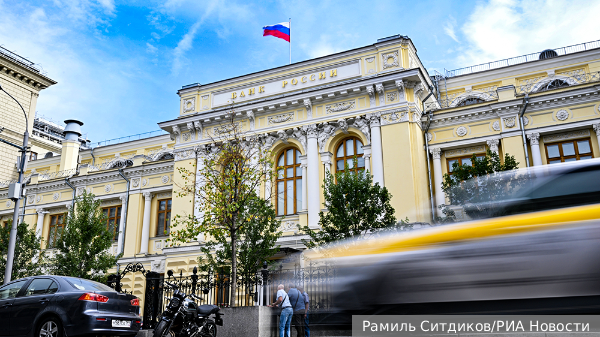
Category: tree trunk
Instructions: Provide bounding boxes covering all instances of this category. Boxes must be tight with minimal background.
[230,230,236,307]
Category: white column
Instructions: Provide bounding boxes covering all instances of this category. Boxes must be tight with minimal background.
[35,208,47,240]
[300,155,308,212]
[527,133,543,166]
[430,147,445,215]
[367,113,385,186]
[117,195,127,253]
[320,152,333,174]
[593,124,600,152]
[306,125,320,228]
[486,138,500,155]
[194,153,206,242]
[139,192,152,255]
[362,145,372,174]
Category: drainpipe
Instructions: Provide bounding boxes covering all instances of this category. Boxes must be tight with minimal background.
[423,110,436,223]
[519,94,530,167]
[65,177,76,207]
[90,146,96,166]
[117,168,130,256]
[421,85,437,223]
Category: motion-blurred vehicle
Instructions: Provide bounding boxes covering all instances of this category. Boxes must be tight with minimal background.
[154,281,222,337]
[0,275,141,337]
[308,159,600,314]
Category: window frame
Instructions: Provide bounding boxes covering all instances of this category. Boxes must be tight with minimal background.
[446,154,487,175]
[544,138,594,164]
[47,213,66,249]
[275,148,302,216]
[334,137,365,174]
[156,198,172,237]
[102,205,122,241]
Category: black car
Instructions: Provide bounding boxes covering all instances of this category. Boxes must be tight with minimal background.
[0,275,141,337]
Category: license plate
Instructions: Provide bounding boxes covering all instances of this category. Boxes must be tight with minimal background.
[112,320,131,328]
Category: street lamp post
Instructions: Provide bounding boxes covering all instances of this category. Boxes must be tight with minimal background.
[0,83,30,284]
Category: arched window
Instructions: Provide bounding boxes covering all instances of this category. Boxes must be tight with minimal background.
[276,148,302,216]
[335,137,365,173]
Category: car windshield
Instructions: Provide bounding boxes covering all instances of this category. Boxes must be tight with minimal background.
[65,277,115,292]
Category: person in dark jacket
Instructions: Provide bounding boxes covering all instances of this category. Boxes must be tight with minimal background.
[287,283,305,337]
[298,286,310,337]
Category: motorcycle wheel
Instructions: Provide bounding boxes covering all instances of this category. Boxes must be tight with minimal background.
[155,321,175,337]
[204,320,217,337]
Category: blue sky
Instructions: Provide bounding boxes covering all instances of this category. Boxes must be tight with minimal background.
[1,0,599,143]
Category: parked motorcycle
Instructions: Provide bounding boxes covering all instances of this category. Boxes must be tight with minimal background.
[154,281,223,337]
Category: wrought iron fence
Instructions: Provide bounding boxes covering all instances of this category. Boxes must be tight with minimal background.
[107,262,337,329]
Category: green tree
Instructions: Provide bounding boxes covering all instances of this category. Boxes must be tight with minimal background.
[440,149,521,220]
[299,164,397,250]
[0,220,45,283]
[50,191,119,282]
[197,196,282,276]
[171,113,279,307]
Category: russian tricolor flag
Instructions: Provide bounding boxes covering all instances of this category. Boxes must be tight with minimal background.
[263,22,290,42]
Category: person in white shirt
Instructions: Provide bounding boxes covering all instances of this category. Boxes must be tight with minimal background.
[269,284,293,337]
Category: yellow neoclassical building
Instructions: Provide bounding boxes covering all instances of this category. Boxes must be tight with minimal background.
[1,35,600,301]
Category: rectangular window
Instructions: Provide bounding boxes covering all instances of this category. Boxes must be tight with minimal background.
[156,199,172,236]
[29,152,38,161]
[48,214,66,248]
[545,138,594,164]
[102,206,121,241]
[446,154,486,175]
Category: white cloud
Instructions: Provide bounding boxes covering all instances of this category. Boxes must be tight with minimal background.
[172,20,202,74]
[146,42,158,54]
[458,0,600,67]
[443,16,459,43]
[96,0,115,14]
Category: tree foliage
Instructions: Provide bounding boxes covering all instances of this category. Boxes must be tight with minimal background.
[299,164,397,250]
[50,191,119,282]
[0,220,45,283]
[171,112,280,306]
[440,150,521,220]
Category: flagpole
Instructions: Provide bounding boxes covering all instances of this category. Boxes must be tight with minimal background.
[289,18,291,65]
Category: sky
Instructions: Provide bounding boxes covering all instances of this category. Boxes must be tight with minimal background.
[1,0,599,144]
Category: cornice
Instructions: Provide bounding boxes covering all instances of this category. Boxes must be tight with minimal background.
[163,69,424,132]
[0,57,56,89]
[428,85,600,130]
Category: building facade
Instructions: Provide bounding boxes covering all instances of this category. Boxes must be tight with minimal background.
[0,47,57,183]
[1,35,599,304]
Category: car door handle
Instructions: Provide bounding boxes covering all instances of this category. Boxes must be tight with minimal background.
[1,303,12,308]
[39,299,48,303]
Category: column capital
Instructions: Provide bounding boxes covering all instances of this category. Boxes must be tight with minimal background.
[593,123,600,135]
[304,124,318,139]
[526,132,540,145]
[36,208,48,214]
[429,147,442,159]
[486,138,500,151]
[119,194,128,203]
[320,151,333,164]
[143,192,153,201]
[366,112,382,128]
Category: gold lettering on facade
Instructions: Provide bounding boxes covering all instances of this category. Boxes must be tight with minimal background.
[319,72,326,80]
[248,88,255,95]
[301,76,307,83]
[239,91,245,97]
[291,78,298,85]
[259,86,265,93]
[231,92,237,99]
[330,69,337,77]
[282,81,288,88]
[310,74,316,81]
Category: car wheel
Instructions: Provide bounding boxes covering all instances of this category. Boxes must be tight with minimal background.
[37,318,63,337]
